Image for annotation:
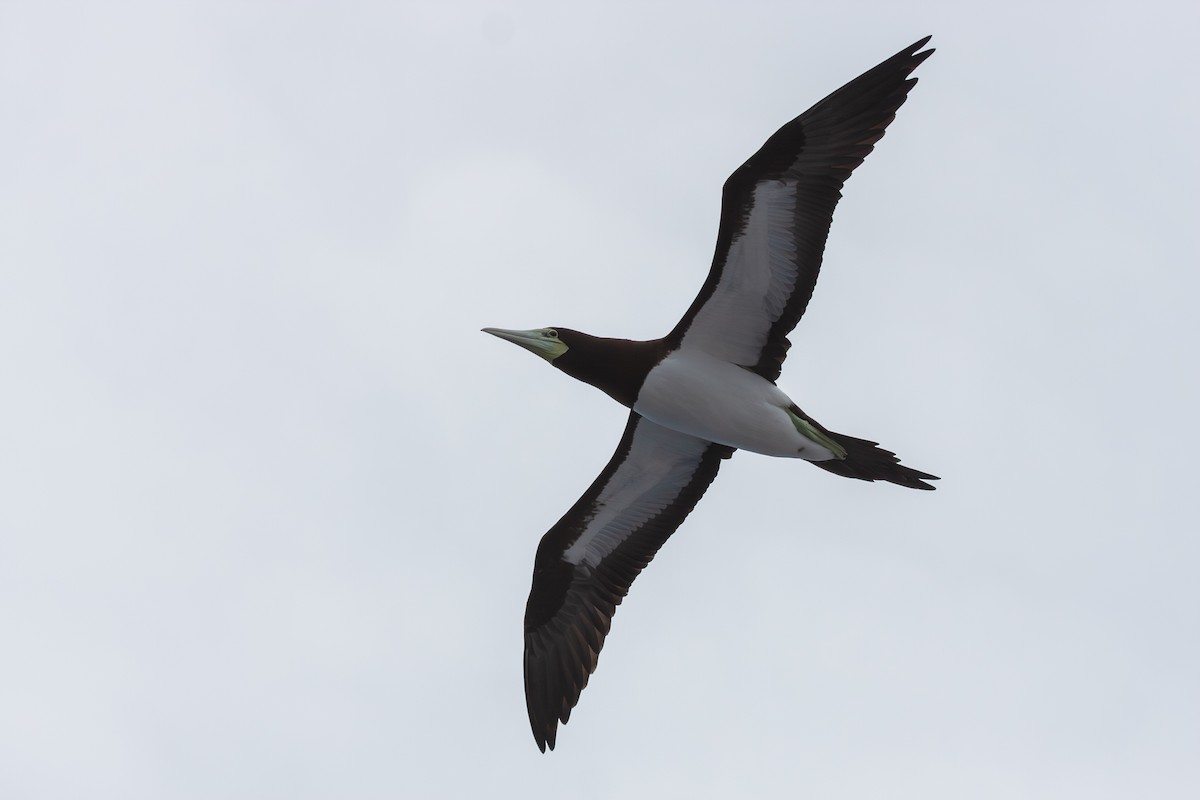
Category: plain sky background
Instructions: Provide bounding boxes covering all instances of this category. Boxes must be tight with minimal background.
[2,1,1198,798]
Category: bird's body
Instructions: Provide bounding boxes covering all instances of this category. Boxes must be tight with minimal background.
[636,348,839,460]
[484,37,939,751]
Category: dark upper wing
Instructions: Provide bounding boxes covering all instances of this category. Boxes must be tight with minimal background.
[666,37,934,382]
[523,412,734,752]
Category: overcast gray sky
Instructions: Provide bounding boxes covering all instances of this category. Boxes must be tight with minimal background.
[2,1,1198,798]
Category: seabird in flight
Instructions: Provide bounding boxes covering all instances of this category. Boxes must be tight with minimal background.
[484,36,938,752]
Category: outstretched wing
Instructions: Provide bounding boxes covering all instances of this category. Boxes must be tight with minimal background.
[666,36,934,381]
[523,412,734,751]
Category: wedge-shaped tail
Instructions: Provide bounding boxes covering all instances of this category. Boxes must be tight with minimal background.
[811,430,938,490]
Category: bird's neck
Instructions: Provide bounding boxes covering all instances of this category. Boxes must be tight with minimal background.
[555,335,670,408]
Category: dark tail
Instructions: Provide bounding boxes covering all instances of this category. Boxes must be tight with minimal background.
[811,431,939,490]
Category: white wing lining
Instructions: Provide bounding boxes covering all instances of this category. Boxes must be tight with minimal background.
[678,179,801,365]
[562,420,713,567]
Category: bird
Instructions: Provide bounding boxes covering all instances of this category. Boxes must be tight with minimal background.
[484,36,938,752]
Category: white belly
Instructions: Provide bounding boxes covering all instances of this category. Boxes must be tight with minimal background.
[633,349,836,460]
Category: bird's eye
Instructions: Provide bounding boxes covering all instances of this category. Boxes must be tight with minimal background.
[544,330,558,338]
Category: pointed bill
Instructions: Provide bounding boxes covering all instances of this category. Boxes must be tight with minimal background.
[482,327,567,363]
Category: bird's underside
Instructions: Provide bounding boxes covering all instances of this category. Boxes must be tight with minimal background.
[484,36,939,752]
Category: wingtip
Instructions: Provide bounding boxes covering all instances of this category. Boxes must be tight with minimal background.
[901,35,935,69]
[527,689,559,752]
[532,725,555,753]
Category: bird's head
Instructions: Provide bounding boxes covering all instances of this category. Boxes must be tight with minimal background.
[483,326,662,409]
[481,327,571,364]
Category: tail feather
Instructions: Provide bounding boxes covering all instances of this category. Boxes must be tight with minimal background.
[811,431,939,490]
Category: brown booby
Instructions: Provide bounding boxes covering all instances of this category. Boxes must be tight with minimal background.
[484,36,938,752]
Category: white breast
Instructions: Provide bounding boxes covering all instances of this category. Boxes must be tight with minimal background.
[633,350,835,460]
